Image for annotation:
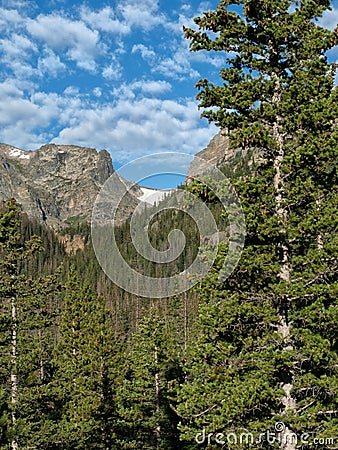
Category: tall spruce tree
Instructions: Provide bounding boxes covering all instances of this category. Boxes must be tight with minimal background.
[0,199,58,450]
[50,268,114,449]
[115,310,180,449]
[177,1,338,449]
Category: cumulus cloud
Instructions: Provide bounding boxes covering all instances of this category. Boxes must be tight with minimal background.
[132,80,172,95]
[0,81,22,98]
[102,55,124,80]
[112,80,172,99]
[52,96,216,162]
[0,77,216,161]
[118,0,166,31]
[0,2,208,84]
[63,86,80,96]
[0,32,40,81]
[132,42,200,80]
[0,82,58,147]
[132,44,156,62]
[37,49,66,77]
[0,1,222,162]
[26,14,102,71]
[2,0,34,8]
[318,6,338,31]
[0,7,25,30]
[80,5,130,35]
[93,87,102,97]
[0,33,37,57]
[155,48,200,80]
[0,81,84,145]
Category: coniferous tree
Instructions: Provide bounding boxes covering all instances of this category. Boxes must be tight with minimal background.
[0,199,58,450]
[177,1,338,448]
[50,268,114,449]
[115,311,180,449]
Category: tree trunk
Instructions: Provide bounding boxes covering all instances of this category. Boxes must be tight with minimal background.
[11,296,18,450]
[316,198,323,250]
[154,346,160,450]
[184,292,188,352]
[272,76,296,450]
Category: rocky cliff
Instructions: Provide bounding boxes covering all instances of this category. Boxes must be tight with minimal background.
[0,133,260,230]
[194,131,231,167]
[188,130,264,179]
[0,143,139,228]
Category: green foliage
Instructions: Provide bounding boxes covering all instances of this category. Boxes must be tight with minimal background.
[49,268,114,449]
[0,198,59,449]
[185,179,218,203]
[177,0,338,446]
[184,0,338,145]
[115,311,180,449]
[0,3,337,447]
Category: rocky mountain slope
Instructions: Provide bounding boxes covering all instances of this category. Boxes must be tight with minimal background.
[0,133,259,231]
[189,130,264,179]
[194,131,231,167]
[0,143,140,228]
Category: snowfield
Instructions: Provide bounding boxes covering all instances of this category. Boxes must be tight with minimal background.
[137,187,174,205]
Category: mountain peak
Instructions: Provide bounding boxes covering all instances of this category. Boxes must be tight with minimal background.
[0,143,116,228]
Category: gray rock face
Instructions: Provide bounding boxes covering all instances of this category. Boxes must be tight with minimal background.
[195,131,231,167]
[188,130,264,179]
[0,143,136,228]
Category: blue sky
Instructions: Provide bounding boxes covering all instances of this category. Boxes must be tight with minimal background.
[0,0,337,180]
[0,0,223,169]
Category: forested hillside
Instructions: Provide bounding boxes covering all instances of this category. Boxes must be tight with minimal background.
[1,0,337,449]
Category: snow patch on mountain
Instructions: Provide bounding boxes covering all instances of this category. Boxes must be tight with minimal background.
[138,187,173,205]
[9,149,31,159]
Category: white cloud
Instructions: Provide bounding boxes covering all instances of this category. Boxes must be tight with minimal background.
[0,82,81,148]
[0,33,37,59]
[5,61,38,80]
[111,83,136,101]
[0,76,216,163]
[181,4,193,13]
[80,5,130,35]
[198,2,213,11]
[26,14,102,71]
[0,32,40,80]
[0,81,22,98]
[1,0,34,8]
[0,2,221,160]
[102,55,123,80]
[154,45,200,80]
[0,82,56,147]
[93,87,102,97]
[189,49,225,68]
[30,91,64,122]
[112,79,172,98]
[165,12,196,34]
[318,6,338,31]
[52,96,216,162]
[132,42,200,80]
[37,49,66,77]
[132,44,156,62]
[132,80,172,95]
[64,86,80,96]
[0,7,25,30]
[102,65,121,80]
[118,0,166,31]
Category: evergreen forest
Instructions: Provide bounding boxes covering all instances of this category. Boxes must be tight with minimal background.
[0,1,337,449]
